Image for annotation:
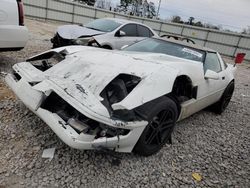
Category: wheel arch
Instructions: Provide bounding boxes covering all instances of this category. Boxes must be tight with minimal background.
[166,75,196,117]
[101,44,113,50]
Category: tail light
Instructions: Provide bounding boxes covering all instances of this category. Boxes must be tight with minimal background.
[17,0,24,26]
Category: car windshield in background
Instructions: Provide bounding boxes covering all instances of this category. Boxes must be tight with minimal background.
[85,19,122,32]
[123,38,205,62]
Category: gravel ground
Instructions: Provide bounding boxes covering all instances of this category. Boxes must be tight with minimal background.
[0,19,250,188]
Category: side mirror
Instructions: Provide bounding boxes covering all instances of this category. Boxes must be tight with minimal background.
[204,70,220,80]
[234,53,245,65]
[116,30,126,37]
[120,45,129,50]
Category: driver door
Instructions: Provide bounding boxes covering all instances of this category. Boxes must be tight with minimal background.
[197,52,228,108]
[181,52,228,119]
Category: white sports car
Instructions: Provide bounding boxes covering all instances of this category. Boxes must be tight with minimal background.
[5,38,243,156]
[51,18,158,50]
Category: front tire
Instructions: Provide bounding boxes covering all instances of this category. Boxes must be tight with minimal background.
[102,45,112,50]
[133,97,178,156]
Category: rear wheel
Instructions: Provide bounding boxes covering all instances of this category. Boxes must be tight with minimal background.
[133,97,178,156]
[211,81,235,114]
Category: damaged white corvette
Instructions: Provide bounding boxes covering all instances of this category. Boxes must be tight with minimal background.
[5,37,243,156]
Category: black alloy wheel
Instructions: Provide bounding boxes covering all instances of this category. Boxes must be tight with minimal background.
[145,110,175,147]
[133,97,178,156]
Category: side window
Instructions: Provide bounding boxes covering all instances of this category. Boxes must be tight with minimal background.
[120,24,137,37]
[204,52,222,73]
[137,25,153,37]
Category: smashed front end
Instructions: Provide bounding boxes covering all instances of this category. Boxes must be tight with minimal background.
[5,46,178,152]
[5,47,148,153]
[50,25,104,48]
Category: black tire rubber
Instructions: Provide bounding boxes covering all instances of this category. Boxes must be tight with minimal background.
[102,45,112,50]
[211,81,235,114]
[133,96,178,156]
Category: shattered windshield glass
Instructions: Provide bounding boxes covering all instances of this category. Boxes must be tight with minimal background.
[123,38,206,62]
[85,19,122,32]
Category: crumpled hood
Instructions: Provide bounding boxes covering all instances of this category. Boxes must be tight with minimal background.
[57,25,105,39]
[23,46,202,111]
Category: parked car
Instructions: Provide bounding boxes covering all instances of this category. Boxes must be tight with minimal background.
[51,18,158,49]
[0,0,28,51]
[5,37,244,156]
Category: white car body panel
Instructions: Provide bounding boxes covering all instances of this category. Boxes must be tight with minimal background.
[5,45,236,152]
[0,25,29,49]
[57,25,105,39]
[0,0,28,50]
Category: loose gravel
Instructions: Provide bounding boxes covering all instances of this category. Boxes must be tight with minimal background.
[0,19,250,188]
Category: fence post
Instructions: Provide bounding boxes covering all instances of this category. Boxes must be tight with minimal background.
[180,25,184,36]
[72,4,75,24]
[233,36,242,58]
[159,22,163,36]
[94,9,97,19]
[204,30,210,47]
[45,0,48,21]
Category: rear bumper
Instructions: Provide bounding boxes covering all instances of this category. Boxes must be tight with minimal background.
[0,25,28,49]
[5,74,146,152]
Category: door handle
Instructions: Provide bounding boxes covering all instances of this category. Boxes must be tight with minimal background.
[222,76,225,80]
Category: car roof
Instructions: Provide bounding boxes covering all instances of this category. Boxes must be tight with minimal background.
[154,36,217,53]
[100,17,143,25]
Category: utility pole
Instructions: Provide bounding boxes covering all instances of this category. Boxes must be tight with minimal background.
[156,0,162,18]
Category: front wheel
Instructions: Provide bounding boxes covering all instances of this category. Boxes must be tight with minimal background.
[133,97,178,156]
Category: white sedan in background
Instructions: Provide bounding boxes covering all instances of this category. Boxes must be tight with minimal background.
[0,0,28,51]
[5,37,244,156]
[51,18,158,49]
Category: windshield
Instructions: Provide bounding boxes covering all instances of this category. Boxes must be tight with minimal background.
[123,38,205,62]
[85,19,122,32]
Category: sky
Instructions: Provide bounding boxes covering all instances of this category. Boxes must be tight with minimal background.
[151,0,250,31]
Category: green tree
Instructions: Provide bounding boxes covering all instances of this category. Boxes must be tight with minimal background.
[188,17,195,25]
[194,21,203,27]
[171,15,182,23]
[121,0,137,6]
[242,26,250,34]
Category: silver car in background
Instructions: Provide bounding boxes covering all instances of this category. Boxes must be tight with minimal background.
[51,18,158,49]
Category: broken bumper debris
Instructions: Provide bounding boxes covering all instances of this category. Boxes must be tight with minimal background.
[5,71,147,153]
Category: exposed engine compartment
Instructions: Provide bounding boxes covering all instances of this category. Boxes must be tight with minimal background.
[40,92,130,139]
[27,50,66,71]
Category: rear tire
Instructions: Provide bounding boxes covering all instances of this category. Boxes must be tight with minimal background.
[133,97,178,156]
[211,81,235,114]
